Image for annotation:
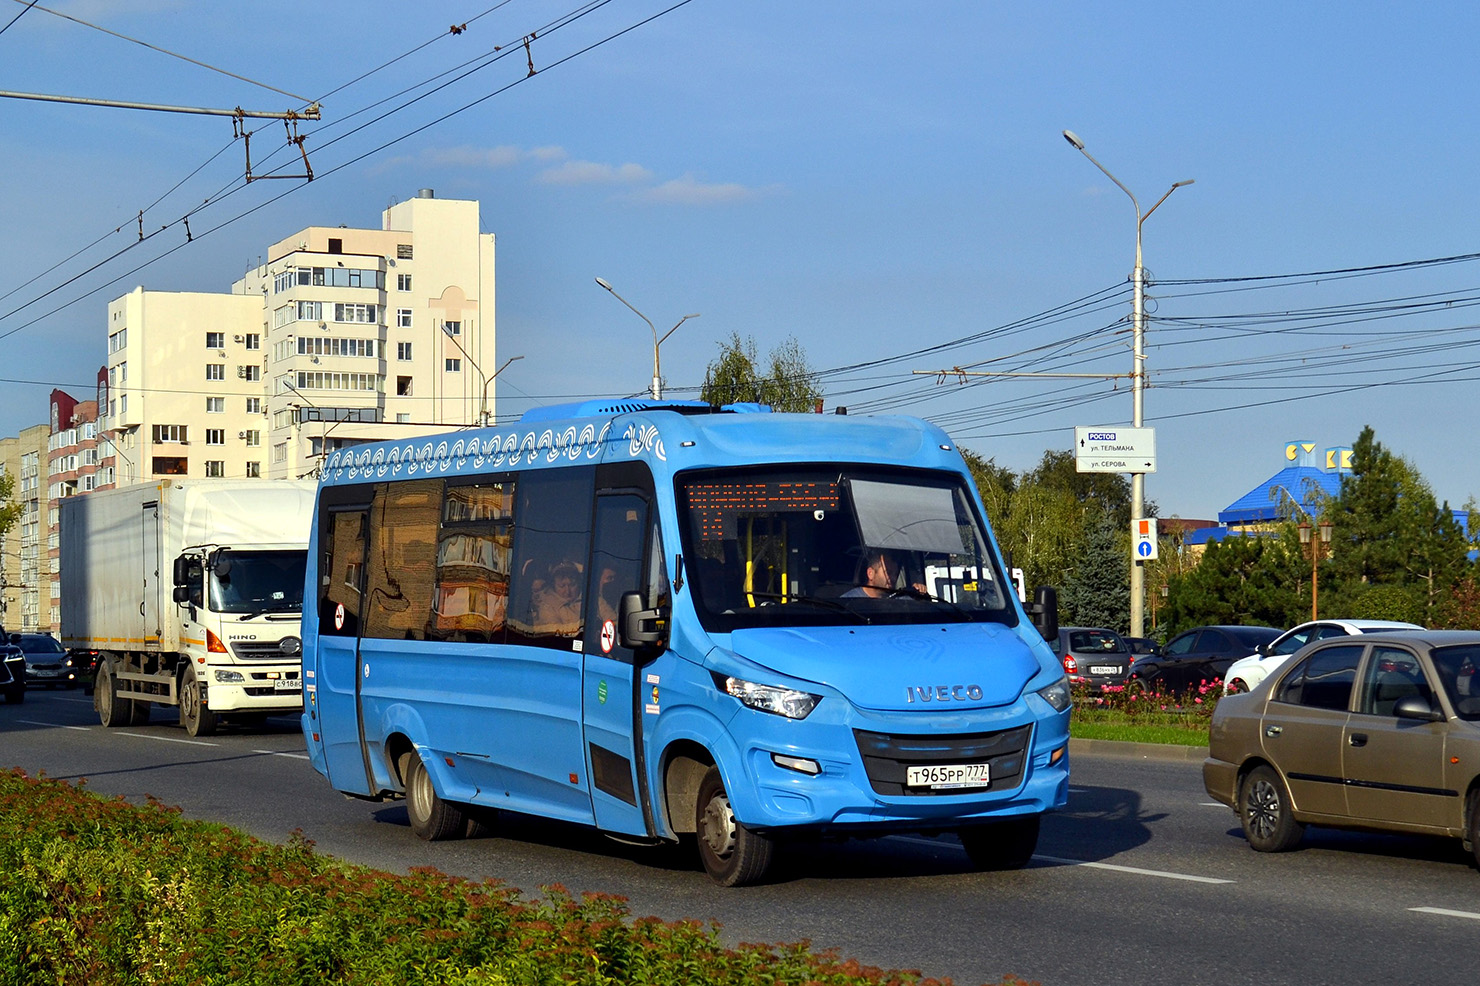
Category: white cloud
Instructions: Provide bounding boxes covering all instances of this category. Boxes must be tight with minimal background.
[420,145,526,169]
[537,160,653,185]
[628,174,774,206]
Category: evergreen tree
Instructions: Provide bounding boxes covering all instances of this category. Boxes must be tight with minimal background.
[1060,514,1130,631]
[1160,533,1302,635]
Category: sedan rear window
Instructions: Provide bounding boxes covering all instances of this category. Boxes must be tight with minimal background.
[1431,644,1480,721]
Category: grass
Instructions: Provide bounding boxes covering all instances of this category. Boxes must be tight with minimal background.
[1066,681,1221,746]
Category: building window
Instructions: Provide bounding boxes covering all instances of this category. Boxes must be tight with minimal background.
[240,365,261,382]
[152,456,188,475]
[397,342,412,361]
[244,333,261,350]
[272,443,288,463]
[151,424,187,444]
[205,460,225,478]
[397,273,412,291]
[445,358,461,372]
[444,320,461,336]
[397,244,413,259]
[333,303,378,324]
[244,430,260,447]
[246,397,262,414]
[396,412,411,423]
[206,397,224,413]
[397,376,412,396]
[397,309,412,329]
[205,429,225,446]
[246,462,261,478]
[328,237,343,254]
[206,364,224,381]
[108,328,127,352]
[206,331,225,349]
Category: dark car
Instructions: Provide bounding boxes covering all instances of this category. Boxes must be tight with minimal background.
[0,638,23,703]
[1050,626,1132,691]
[14,633,79,688]
[1204,630,1480,867]
[1123,636,1161,657]
[1128,624,1282,695]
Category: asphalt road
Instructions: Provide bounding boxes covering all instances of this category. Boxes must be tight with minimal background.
[4,687,1478,985]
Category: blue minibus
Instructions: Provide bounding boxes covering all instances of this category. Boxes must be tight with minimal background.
[301,399,1068,885]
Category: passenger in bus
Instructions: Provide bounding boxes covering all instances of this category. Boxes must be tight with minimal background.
[532,560,583,634]
[596,566,622,625]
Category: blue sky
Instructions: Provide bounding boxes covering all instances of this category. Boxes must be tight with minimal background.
[3,1,1480,520]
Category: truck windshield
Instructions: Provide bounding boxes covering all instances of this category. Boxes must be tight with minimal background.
[209,550,308,615]
[677,466,1017,632]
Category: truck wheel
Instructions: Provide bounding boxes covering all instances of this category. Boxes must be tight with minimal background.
[96,662,134,727]
[960,815,1041,870]
[400,751,468,841]
[695,766,774,886]
[179,665,216,737]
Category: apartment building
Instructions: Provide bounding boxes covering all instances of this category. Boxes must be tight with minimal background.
[0,423,51,632]
[102,189,497,482]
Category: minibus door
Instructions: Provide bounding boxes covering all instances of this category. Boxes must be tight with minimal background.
[313,503,376,797]
[581,492,652,836]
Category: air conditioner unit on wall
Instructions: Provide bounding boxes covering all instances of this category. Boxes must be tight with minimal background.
[233,335,244,343]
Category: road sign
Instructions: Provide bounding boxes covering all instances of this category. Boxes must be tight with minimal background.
[1075,426,1156,474]
[1132,518,1158,561]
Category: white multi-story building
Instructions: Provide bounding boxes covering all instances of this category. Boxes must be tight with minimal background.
[102,189,497,482]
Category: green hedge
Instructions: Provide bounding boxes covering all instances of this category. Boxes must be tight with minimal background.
[0,769,1028,986]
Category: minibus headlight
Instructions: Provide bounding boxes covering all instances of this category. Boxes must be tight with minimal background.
[1036,676,1071,712]
[719,675,821,720]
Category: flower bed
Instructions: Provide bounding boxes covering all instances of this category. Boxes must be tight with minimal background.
[0,768,1034,986]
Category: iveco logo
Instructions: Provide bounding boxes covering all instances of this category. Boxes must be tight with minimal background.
[1087,431,1116,441]
[906,684,984,703]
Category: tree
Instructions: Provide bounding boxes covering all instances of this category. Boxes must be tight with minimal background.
[0,473,20,543]
[1160,533,1304,635]
[1021,450,1145,528]
[960,449,1015,530]
[1059,514,1130,631]
[700,333,823,413]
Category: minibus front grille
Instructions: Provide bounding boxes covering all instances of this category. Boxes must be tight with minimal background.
[852,725,1031,796]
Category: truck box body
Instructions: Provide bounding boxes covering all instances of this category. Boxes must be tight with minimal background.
[60,479,316,732]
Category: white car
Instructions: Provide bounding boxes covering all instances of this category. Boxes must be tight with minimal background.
[1221,619,1424,694]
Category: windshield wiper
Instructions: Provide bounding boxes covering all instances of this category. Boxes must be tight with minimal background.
[742,591,868,623]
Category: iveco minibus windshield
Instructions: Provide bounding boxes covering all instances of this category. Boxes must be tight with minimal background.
[677,466,1017,631]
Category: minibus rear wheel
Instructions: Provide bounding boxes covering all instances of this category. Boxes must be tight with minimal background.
[401,751,470,841]
[695,767,774,887]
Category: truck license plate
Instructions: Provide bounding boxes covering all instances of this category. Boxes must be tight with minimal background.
[906,763,990,790]
[273,678,302,692]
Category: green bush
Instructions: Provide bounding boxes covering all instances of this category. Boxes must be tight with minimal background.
[0,769,1030,986]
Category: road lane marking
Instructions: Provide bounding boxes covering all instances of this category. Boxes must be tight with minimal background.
[1033,854,1234,884]
[118,732,218,747]
[1410,906,1480,921]
[17,719,90,731]
[253,749,310,760]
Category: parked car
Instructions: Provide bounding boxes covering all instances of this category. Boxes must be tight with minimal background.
[1123,636,1161,657]
[1128,624,1282,694]
[1203,630,1480,867]
[0,637,24,703]
[1049,626,1132,691]
[1223,619,1424,695]
[13,632,79,688]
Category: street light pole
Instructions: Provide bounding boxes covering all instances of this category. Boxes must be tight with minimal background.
[1063,129,1193,639]
[441,325,521,426]
[594,277,698,399]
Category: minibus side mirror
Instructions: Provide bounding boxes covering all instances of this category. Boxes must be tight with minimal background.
[619,590,668,653]
[1027,586,1058,643]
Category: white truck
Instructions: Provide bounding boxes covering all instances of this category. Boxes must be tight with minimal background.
[59,479,316,736]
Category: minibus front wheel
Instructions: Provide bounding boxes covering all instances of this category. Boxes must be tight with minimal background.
[695,767,774,887]
[959,814,1040,870]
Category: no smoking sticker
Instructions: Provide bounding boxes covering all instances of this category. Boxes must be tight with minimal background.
[334,604,345,631]
[599,619,616,654]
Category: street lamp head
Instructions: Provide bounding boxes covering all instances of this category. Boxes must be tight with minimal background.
[1172,179,1195,189]
[594,276,613,291]
[1062,129,1085,150]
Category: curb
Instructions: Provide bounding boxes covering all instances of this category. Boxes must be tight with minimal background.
[1068,738,1209,762]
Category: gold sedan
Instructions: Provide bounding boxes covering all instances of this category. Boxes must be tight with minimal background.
[1204,630,1480,867]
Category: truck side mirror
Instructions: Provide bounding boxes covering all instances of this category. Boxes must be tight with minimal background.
[172,585,191,604]
[618,590,668,652]
[173,555,192,587]
[1027,586,1058,643]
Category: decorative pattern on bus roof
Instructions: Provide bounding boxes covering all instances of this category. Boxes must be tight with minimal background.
[322,420,667,483]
